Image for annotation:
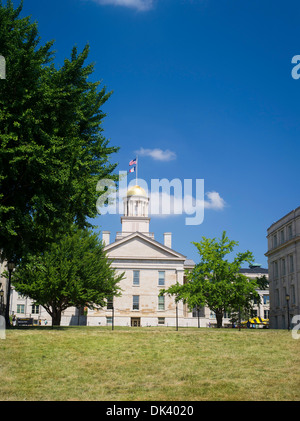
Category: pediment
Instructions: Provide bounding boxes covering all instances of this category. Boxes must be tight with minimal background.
[104,232,186,261]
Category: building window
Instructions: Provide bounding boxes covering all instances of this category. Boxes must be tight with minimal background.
[158,271,165,286]
[133,295,139,310]
[106,316,112,325]
[158,317,165,325]
[273,234,277,248]
[290,285,295,304]
[31,305,39,314]
[17,304,25,314]
[133,271,140,286]
[289,255,294,273]
[288,224,293,240]
[192,307,200,317]
[263,295,269,305]
[281,258,286,276]
[280,230,284,244]
[283,287,287,304]
[106,297,113,310]
[158,295,165,310]
[273,261,278,279]
[275,289,280,307]
[264,310,270,319]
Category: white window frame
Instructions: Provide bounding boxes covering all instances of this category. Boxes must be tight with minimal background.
[31,304,39,314]
[158,295,165,311]
[17,304,25,314]
[133,270,140,286]
[133,295,139,311]
[158,271,165,286]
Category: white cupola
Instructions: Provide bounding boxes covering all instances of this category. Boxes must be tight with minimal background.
[120,185,151,237]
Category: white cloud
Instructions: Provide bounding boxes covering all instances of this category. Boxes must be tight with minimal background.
[91,0,153,11]
[204,191,226,210]
[136,147,177,161]
[148,190,226,216]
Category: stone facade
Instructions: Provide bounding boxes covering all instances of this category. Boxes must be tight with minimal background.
[265,206,300,329]
[87,185,199,327]
[239,266,269,321]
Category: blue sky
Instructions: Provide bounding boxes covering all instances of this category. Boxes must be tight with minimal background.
[20,0,300,267]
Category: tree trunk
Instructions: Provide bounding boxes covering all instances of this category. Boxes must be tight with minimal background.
[52,308,62,326]
[216,311,223,328]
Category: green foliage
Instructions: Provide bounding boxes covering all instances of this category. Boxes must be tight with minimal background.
[161,231,260,327]
[256,274,269,290]
[11,227,124,325]
[0,1,119,261]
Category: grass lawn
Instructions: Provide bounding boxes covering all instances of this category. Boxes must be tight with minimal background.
[0,326,299,401]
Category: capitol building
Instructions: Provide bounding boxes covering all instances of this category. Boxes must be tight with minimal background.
[4,185,269,328]
[88,184,197,327]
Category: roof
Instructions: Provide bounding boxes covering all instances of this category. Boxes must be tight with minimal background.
[104,231,187,261]
[239,267,268,274]
[267,206,300,232]
[126,185,147,197]
[184,259,196,268]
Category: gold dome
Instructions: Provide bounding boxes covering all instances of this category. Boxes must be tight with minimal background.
[126,185,147,197]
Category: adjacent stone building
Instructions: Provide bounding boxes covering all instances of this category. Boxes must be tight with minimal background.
[239,264,269,321]
[265,206,300,329]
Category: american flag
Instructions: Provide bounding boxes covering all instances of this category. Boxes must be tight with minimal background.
[129,158,137,166]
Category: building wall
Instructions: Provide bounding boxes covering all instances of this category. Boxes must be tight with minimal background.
[239,270,270,320]
[9,288,82,325]
[88,263,187,327]
[266,206,300,329]
[8,264,269,328]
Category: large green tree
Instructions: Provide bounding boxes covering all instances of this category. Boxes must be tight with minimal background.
[161,231,260,328]
[11,227,124,325]
[0,1,118,262]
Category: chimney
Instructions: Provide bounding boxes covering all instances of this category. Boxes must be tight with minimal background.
[164,232,172,249]
[102,231,110,246]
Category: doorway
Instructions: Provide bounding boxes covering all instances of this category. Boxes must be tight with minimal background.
[131,317,141,327]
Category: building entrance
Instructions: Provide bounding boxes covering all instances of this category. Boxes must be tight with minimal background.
[131,317,141,327]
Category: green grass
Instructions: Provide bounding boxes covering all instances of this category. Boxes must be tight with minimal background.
[1,326,299,401]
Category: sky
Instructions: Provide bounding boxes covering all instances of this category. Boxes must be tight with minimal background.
[19,0,300,267]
